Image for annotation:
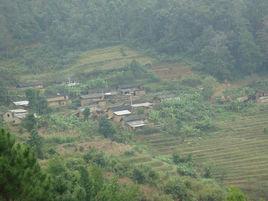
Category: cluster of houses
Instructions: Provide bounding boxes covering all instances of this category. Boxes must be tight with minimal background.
[219,90,268,104]
[4,81,268,130]
[3,84,154,130]
[2,96,69,125]
[77,85,153,130]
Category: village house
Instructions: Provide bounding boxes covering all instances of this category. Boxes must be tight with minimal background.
[131,102,153,110]
[16,82,44,90]
[123,114,147,130]
[118,85,146,96]
[107,105,132,122]
[104,91,118,101]
[80,93,105,107]
[47,96,69,107]
[3,109,28,125]
[13,100,29,109]
[237,96,249,103]
[256,90,268,103]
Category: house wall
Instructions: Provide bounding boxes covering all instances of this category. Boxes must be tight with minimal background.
[135,90,146,96]
[98,101,107,110]
[81,98,102,107]
[48,100,68,107]
[257,96,268,103]
[3,112,14,123]
[3,112,22,125]
[107,110,114,119]
[113,115,122,123]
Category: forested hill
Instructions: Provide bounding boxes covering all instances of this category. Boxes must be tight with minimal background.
[0,0,267,80]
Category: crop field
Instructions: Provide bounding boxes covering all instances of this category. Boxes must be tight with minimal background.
[136,105,268,199]
[121,152,177,178]
[67,46,154,75]
[150,63,192,80]
[17,45,155,82]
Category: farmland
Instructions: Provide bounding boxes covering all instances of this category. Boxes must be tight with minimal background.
[151,63,192,81]
[15,45,155,83]
[135,105,268,199]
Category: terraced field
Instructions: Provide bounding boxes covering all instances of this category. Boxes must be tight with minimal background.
[136,106,268,200]
[67,45,154,74]
[151,63,192,80]
[121,152,177,178]
[18,45,155,82]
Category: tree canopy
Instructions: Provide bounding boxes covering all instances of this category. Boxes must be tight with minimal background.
[0,0,267,79]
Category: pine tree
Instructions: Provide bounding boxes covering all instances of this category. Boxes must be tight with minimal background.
[0,128,51,201]
[27,129,43,159]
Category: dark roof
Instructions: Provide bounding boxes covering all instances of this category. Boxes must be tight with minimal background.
[118,84,141,90]
[123,114,146,122]
[80,93,104,99]
[109,105,131,112]
[16,82,43,88]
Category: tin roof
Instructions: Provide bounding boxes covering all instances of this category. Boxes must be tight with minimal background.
[114,110,131,116]
[10,109,28,113]
[13,101,29,106]
[126,120,146,128]
[131,102,153,108]
[80,93,104,99]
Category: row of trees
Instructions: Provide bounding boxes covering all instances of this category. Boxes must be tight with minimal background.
[0,0,267,79]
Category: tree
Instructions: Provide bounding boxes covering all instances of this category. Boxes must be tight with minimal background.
[26,89,48,115]
[0,81,9,106]
[98,116,116,139]
[227,187,248,201]
[22,114,37,132]
[27,129,43,159]
[82,107,91,121]
[0,128,51,201]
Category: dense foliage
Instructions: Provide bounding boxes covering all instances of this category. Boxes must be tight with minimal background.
[149,93,213,137]
[0,128,142,201]
[0,0,267,79]
[0,129,50,201]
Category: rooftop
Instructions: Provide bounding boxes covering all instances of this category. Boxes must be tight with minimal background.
[10,109,28,113]
[104,92,118,96]
[14,113,27,119]
[131,102,153,108]
[123,114,146,122]
[80,93,104,99]
[126,120,146,128]
[113,110,131,116]
[13,101,29,106]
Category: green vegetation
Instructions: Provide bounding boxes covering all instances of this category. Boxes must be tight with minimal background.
[137,105,268,199]
[0,129,50,201]
[1,0,267,80]
[26,89,49,115]
[149,93,213,137]
[1,1,267,200]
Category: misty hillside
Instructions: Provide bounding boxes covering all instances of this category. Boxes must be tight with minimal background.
[0,0,267,80]
[0,1,268,201]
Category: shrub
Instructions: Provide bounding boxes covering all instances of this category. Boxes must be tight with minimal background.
[226,187,248,201]
[131,165,159,184]
[83,149,107,167]
[164,179,189,201]
[172,153,192,164]
[177,164,197,178]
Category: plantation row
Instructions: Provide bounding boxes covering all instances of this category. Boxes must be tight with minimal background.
[135,109,268,199]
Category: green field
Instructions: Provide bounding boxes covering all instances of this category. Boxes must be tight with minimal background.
[135,105,268,199]
[18,45,155,83]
